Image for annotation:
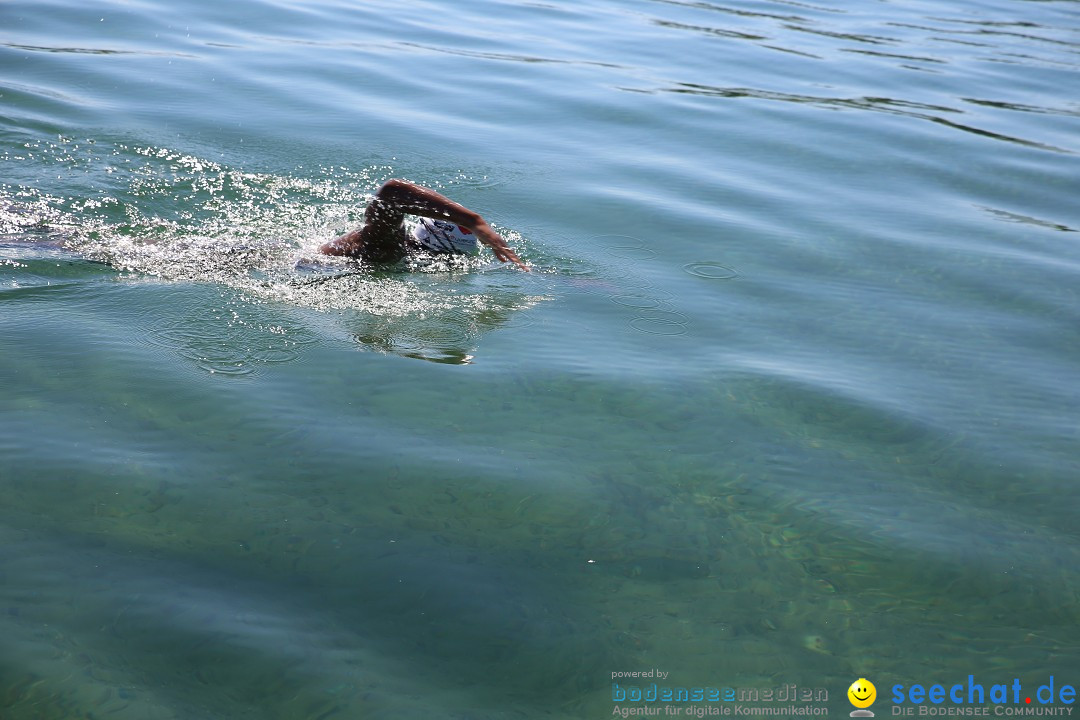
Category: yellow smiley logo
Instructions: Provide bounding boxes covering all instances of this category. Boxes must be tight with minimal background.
[848,678,877,709]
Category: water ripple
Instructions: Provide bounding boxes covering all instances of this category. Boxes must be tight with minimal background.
[644,83,1075,153]
[396,41,626,69]
[683,261,738,280]
[1,42,197,58]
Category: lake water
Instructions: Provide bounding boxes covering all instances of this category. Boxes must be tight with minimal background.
[2,0,1079,718]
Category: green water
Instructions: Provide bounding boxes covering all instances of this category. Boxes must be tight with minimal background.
[2,0,1079,717]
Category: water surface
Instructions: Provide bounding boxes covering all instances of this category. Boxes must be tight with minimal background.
[2,0,1079,717]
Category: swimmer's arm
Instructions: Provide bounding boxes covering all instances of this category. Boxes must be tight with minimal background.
[376,179,529,270]
[470,217,529,270]
[320,228,364,256]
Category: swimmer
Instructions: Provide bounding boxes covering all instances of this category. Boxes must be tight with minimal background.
[320,179,528,270]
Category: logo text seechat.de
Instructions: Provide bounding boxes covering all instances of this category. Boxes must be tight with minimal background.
[891,676,1075,715]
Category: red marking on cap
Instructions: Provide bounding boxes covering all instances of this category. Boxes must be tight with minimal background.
[456,225,473,234]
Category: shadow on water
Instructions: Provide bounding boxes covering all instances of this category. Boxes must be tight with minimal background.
[285,264,544,365]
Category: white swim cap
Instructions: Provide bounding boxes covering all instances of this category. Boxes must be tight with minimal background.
[411,218,479,255]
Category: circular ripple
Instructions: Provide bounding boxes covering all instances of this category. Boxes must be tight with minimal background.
[401,320,473,348]
[562,267,597,277]
[445,175,503,190]
[148,314,316,377]
[638,309,690,324]
[611,294,661,309]
[683,262,738,280]
[200,359,256,376]
[610,246,657,261]
[629,317,688,336]
[500,313,535,329]
[591,235,658,261]
[634,284,675,301]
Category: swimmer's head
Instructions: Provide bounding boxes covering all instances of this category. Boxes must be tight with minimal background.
[412,218,479,255]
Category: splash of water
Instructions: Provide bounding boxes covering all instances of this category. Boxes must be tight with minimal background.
[1,137,548,364]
